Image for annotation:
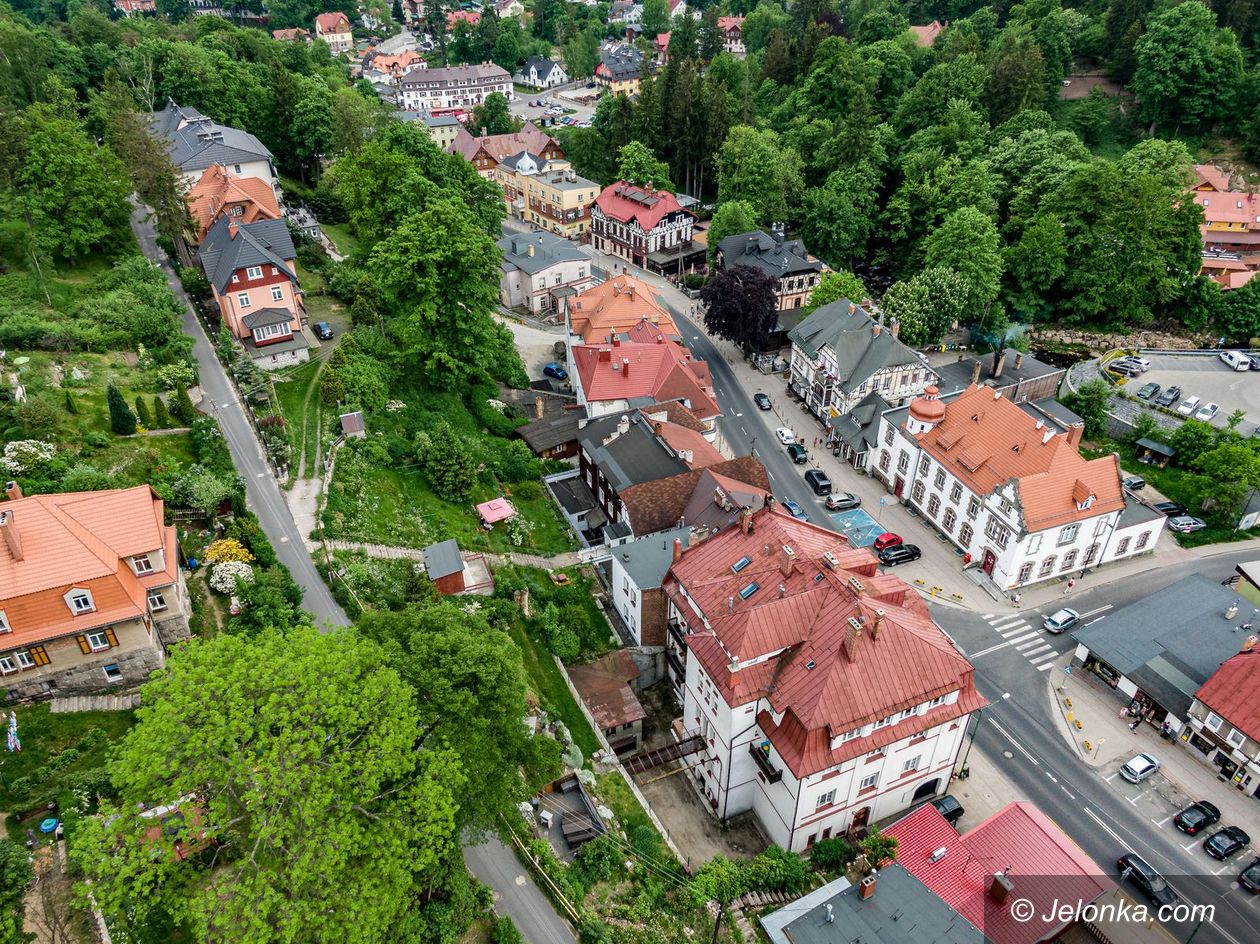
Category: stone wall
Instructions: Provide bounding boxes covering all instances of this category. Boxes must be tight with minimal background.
[1028,326,1214,354]
[3,645,164,702]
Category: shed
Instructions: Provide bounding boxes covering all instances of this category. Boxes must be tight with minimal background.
[476,497,517,527]
[422,539,465,594]
[1134,437,1175,468]
[340,411,366,439]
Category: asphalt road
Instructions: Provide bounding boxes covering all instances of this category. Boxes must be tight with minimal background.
[930,552,1260,944]
[464,837,577,944]
[129,205,348,628]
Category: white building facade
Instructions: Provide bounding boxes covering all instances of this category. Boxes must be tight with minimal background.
[399,64,514,110]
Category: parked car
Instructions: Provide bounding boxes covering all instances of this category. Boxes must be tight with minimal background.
[1168,516,1207,533]
[1204,826,1250,860]
[1119,355,1152,372]
[929,795,964,826]
[1195,402,1220,421]
[872,532,903,551]
[804,469,832,496]
[878,544,922,566]
[1042,608,1080,634]
[753,393,771,410]
[1177,395,1202,416]
[1122,476,1145,491]
[775,427,796,445]
[1118,752,1161,783]
[1152,501,1186,516]
[1220,350,1251,371]
[1250,355,1260,371]
[1116,852,1177,907]
[313,321,334,340]
[1136,382,1161,401]
[1173,801,1221,835]
[542,363,568,381]
[1239,857,1260,893]
[787,443,808,464]
[825,492,861,511]
[1109,361,1143,378]
[1154,386,1181,407]
[782,499,808,521]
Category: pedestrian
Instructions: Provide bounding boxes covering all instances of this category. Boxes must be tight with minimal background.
[1064,577,1076,594]
[1011,592,1022,608]
[1129,719,1141,733]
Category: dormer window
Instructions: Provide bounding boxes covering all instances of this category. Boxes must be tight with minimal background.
[66,588,95,615]
[0,610,9,633]
[132,555,153,575]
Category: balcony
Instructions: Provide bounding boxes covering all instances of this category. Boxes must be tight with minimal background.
[748,740,783,783]
[667,619,686,650]
[666,647,686,681]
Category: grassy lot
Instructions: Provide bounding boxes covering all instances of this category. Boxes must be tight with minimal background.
[293,259,350,332]
[1,703,135,840]
[321,221,359,259]
[273,358,325,479]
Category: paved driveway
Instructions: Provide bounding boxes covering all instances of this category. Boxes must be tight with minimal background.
[1123,353,1260,433]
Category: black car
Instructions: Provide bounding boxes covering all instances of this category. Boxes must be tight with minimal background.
[804,469,832,496]
[1173,800,1221,835]
[753,393,771,410]
[1136,382,1161,401]
[1117,853,1177,907]
[878,544,922,566]
[1204,826,1250,860]
[929,795,964,826]
[313,321,334,340]
[1250,356,1260,371]
[1239,857,1260,893]
[1154,386,1182,407]
[787,443,808,464]
[1152,501,1186,517]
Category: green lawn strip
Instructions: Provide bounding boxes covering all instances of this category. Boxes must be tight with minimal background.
[273,359,324,478]
[1,703,136,840]
[321,222,359,258]
[501,616,601,761]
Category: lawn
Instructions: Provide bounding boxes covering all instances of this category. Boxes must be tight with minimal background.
[293,259,350,331]
[273,358,325,479]
[1,703,135,839]
[321,221,359,259]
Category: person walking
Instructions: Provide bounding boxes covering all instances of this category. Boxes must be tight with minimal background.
[1011,592,1022,608]
[1064,577,1076,594]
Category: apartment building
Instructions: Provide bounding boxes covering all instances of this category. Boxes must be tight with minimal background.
[591,181,701,275]
[314,12,353,55]
[399,63,513,111]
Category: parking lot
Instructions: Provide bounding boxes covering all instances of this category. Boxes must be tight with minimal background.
[1119,352,1260,435]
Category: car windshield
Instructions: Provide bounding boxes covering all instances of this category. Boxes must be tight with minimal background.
[1148,876,1168,893]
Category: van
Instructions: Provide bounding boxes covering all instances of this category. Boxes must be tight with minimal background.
[803,469,831,496]
[1220,350,1251,371]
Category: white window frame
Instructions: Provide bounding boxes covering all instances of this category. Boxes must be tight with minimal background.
[816,789,835,808]
[902,755,921,774]
[1058,524,1079,546]
[132,555,153,575]
[85,630,111,652]
[15,651,35,669]
[102,663,123,681]
[245,266,263,279]
[67,589,95,615]
[147,589,168,611]
[0,656,15,675]
[1206,712,1223,731]
[236,292,252,310]
[859,772,879,790]
[0,610,9,634]
[1226,729,1246,748]
[270,285,285,302]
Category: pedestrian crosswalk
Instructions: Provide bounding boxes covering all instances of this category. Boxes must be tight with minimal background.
[979,612,1064,671]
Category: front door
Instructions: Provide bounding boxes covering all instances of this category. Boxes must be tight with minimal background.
[894,476,905,498]
[912,778,940,802]
[982,548,997,575]
[850,806,871,833]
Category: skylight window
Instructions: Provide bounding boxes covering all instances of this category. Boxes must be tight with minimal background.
[731,555,752,574]
[738,582,760,600]
[813,572,825,582]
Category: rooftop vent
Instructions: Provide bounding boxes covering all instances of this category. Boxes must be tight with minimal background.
[805,659,817,670]
[929,847,948,863]
[822,551,840,569]
[848,575,865,594]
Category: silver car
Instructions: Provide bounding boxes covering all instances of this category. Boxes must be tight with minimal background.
[1042,608,1080,634]
[1119,752,1161,783]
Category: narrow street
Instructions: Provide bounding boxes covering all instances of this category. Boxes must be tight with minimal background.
[130,203,350,628]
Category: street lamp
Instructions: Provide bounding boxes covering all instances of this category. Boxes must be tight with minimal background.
[956,709,983,779]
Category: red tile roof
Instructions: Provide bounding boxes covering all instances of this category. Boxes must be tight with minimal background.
[595,181,693,232]
[314,12,350,33]
[1193,164,1234,192]
[665,508,985,778]
[650,418,723,468]
[447,9,480,28]
[888,802,1112,944]
[910,20,944,47]
[574,341,720,419]
[718,16,743,31]
[0,486,178,647]
[185,164,281,241]
[912,385,1123,531]
[448,122,560,164]
[1195,648,1260,743]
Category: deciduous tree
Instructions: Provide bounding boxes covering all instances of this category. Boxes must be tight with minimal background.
[803,270,868,316]
[706,199,758,266]
[616,140,673,189]
[470,92,523,136]
[700,264,779,351]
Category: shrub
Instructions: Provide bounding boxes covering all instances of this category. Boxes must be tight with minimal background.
[858,828,898,868]
[209,560,255,593]
[153,396,172,428]
[205,539,255,564]
[178,266,210,299]
[423,422,477,503]
[572,834,621,889]
[225,515,279,569]
[157,362,198,391]
[490,916,523,944]
[63,388,78,415]
[0,439,57,476]
[747,845,807,893]
[809,836,855,870]
[106,383,136,435]
[169,382,196,425]
[134,395,154,428]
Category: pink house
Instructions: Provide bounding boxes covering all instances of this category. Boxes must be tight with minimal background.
[197,216,310,368]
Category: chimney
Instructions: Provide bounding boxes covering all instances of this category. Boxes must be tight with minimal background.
[0,510,22,562]
[859,874,877,900]
[227,219,239,240]
[872,322,882,338]
[612,336,621,347]
[599,348,612,363]
[3,481,21,502]
[778,583,787,598]
[739,509,754,535]
[970,361,982,386]
[989,872,1015,906]
[1066,424,1084,448]
[1014,352,1024,370]
[872,608,886,640]
[527,243,535,257]
[728,596,735,614]
[534,395,544,419]
[779,544,795,577]
[672,538,683,564]
[622,357,630,378]
[890,318,900,340]
[992,350,1007,379]
[844,616,863,663]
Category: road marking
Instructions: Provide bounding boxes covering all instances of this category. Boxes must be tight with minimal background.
[1183,840,1199,852]
[982,613,994,619]
[1005,631,1041,646]
[1104,773,1119,782]
[1079,604,1114,618]
[990,615,1024,629]
[1084,808,1124,845]
[279,536,288,543]
[1060,786,1076,799]
[1045,771,1059,783]
[987,718,1040,766]
[1036,662,1055,671]
[1214,864,1232,875]
[968,641,1010,658]
[999,624,1033,637]
[1126,792,1147,806]
[1022,643,1054,657]
[1153,816,1172,827]
[1029,651,1060,664]
[1083,617,1106,626]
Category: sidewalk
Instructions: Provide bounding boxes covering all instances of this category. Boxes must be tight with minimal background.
[1046,652,1260,841]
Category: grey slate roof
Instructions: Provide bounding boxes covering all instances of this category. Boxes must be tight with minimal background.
[761,866,982,944]
[717,230,822,279]
[935,348,1063,395]
[1072,575,1254,717]
[423,538,464,580]
[1117,495,1163,527]
[578,412,689,494]
[829,390,891,452]
[789,299,928,397]
[599,45,645,79]
[614,525,691,592]
[151,100,273,174]
[551,476,598,515]
[517,411,583,453]
[1017,396,1083,430]
[241,308,293,329]
[242,333,309,358]
[497,231,588,275]
[198,215,297,293]
[519,56,562,82]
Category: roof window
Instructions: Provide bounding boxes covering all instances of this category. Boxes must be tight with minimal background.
[738,582,760,600]
[731,555,752,573]
[805,659,816,670]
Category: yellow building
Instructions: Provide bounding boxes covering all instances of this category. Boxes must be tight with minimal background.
[496,154,600,239]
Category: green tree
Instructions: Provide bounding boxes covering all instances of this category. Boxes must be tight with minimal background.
[1063,379,1113,439]
[880,268,970,346]
[423,421,478,502]
[1171,419,1218,467]
[642,0,670,36]
[152,395,171,428]
[803,271,868,316]
[800,165,879,268]
[170,382,196,425]
[692,856,748,944]
[73,627,464,944]
[616,140,672,189]
[470,92,523,136]
[1195,443,1260,490]
[716,126,804,226]
[923,206,1004,320]
[706,199,758,266]
[0,837,33,944]
[134,395,154,429]
[106,383,136,435]
[858,827,899,868]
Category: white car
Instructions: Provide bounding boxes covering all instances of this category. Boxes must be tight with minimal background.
[1118,752,1161,784]
[775,427,795,445]
[1176,395,1201,417]
[1195,402,1220,421]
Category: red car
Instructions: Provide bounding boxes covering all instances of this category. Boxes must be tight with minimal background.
[873,532,903,551]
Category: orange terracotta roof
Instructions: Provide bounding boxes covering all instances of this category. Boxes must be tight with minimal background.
[1193,164,1233,192]
[1212,268,1259,290]
[0,486,177,647]
[664,507,985,778]
[910,20,944,47]
[315,12,350,32]
[185,164,281,240]
[1195,648,1260,742]
[650,419,722,468]
[568,275,677,343]
[365,49,423,74]
[912,385,1124,531]
[1194,188,1260,228]
[573,341,720,419]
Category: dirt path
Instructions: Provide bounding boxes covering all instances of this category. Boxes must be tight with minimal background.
[294,362,324,480]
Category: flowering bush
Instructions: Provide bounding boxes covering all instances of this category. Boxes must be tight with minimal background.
[157,362,197,391]
[204,539,255,565]
[0,440,56,475]
[209,560,255,594]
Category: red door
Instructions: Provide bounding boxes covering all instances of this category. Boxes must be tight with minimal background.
[982,549,997,575]
[893,476,905,498]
